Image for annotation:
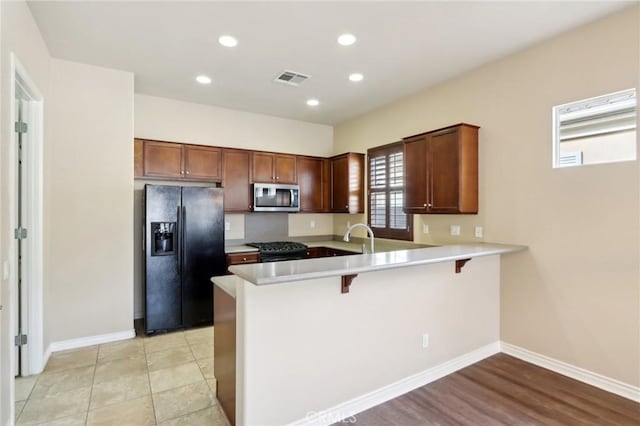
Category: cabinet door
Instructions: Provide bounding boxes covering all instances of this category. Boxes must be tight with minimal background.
[184,145,221,181]
[274,154,297,184]
[428,129,460,213]
[134,139,144,177]
[331,153,364,213]
[251,152,275,183]
[223,149,252,212]
[144,141,183,179]
[403,136,428,212]
[331,155,349,213]
[297,156,327,212]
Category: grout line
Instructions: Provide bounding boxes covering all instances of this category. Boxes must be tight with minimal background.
[143,331,159,425]
[84,345,100,425]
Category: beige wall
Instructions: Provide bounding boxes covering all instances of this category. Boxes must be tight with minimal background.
[0,1,51,423]
[48,59,134,342]
[334,6,640,386]
[135,94,333,157]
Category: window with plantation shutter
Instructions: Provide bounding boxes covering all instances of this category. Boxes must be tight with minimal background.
[367,142,412,241]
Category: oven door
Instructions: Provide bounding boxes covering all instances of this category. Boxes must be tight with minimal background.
[253,184,300,212]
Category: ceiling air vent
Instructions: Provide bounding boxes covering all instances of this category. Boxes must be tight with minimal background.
[274,70,310,86]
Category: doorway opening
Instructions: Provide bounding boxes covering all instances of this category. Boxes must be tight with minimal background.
[10,53,44,387]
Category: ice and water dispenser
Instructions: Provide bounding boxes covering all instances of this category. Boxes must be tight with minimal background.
[151,222,176,256]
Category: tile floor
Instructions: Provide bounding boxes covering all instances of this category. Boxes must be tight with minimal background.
[14,326,230,426]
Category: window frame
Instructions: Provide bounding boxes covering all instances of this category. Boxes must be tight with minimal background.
[367,141,413,241]
[552,88,637,168]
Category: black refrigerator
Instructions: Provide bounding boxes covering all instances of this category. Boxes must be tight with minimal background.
[144,184,225,334]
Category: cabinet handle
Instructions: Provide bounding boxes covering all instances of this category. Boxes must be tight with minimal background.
[243,257,247,261]
[276,176,280,180]
[345,205,348,209]
[181,170,184,174]
[423,203,427,207]
[186,170,190,175]
[428,203,433,208]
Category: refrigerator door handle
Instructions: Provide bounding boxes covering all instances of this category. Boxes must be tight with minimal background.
[176,205,182,275]
[181,206,186,267]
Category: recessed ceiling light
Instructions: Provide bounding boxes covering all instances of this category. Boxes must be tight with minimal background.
[196,75,212,84]
[349,73,364,82]
[218,35,238,47]
[306,99,320,107]
[337,33,357,46]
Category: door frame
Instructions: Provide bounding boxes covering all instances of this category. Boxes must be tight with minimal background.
[9,53,45,386]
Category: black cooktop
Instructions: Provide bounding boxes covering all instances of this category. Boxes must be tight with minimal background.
[247,241,308,255]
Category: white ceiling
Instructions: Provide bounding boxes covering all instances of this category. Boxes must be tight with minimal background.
[28,1,632,125]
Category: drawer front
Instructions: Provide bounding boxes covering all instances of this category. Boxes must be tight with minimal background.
[227,252,260,265]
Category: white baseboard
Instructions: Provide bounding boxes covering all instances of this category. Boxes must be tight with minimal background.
[290,341,501,426]
[49,329,135,353]
[501,342,640,403]
[43,344,52,369]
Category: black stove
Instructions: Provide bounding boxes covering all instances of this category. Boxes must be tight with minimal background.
[247,241,308,262]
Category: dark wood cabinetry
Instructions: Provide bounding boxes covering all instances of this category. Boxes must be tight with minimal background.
[226,252,260,269]
[251,152,297,184]
[222,149,252,212]
[183,145,221,181]
[135,138,366,215]
[134,139,143,177]
[138,139,221,182]
[297,156,330,212]
[306,247,355,258]
[403,123,479,214]
[143,140,184,179]
[331,152,365,213]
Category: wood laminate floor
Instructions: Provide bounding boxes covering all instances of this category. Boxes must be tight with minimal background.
[345,354,640,426]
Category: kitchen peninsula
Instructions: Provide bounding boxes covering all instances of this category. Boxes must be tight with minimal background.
[213,242,525,425]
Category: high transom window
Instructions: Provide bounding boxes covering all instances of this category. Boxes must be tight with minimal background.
[553,88,637,168]
[367,142,412,241]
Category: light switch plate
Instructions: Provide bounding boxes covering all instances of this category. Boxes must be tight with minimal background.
[423,224,429,234]
[475,226,483,238]
[224,221,231,231]
[450,225,461,236]
[310,220,316,229]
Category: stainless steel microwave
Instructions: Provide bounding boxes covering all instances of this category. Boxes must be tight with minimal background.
[252,183,300,212]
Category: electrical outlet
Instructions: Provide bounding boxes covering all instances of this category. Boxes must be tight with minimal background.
[422,224,429,234]
[346,221,351,229]
[422,333,430,349]
[450,225,461,236]
[475,226,483,238]
[224,221,231,231]
[310,220,316,229]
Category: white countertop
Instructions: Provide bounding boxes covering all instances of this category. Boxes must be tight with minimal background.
[228,243,526,285]
[211,275,237,298]
[225,245,259,254]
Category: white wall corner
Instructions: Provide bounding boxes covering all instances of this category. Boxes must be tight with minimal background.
[288,341,501,426]
[501,342,640,403]
[49,330,135,353]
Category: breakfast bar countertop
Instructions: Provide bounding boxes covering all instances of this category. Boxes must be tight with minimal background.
[228,242,526,286]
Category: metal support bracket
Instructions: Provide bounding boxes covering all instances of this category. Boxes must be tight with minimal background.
[455,258,471,273]
[341,274,358,293]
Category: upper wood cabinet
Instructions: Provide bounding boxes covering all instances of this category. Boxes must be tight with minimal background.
[183,145,221,181]
[297,156,330,212]
[139,140,221,182]
[251,152,297,184]
[134,139,144,177]
[222,149,252,212]
[144,140,184,179]
[330,152,365,214]
[403,123,479,214]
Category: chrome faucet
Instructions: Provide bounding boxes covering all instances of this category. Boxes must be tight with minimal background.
[343,223,375,254]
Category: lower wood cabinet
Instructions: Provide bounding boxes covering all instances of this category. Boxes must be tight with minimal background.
[226,251,260,273]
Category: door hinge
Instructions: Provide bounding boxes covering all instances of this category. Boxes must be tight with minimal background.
[14,227,27,240]
[14,334,27,347]
[14,121,28,134]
